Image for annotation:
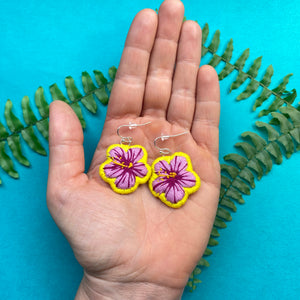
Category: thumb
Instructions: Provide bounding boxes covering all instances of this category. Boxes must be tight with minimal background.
[48,100,85,187]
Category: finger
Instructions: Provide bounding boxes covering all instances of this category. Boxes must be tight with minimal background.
[48,100,86,188]
[106,9,158,119]
[191,65,220,157]
[142,0,184,118]
[167,20,202,129]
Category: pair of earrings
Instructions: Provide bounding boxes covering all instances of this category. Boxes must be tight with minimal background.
[99,122,201,208]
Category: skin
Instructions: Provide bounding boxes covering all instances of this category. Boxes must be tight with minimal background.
[47,0,220,299]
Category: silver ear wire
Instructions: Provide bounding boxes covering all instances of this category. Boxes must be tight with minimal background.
[154,131,189,156]
[117,121,151,145]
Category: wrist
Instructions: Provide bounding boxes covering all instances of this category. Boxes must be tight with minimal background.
[75,272,184,300]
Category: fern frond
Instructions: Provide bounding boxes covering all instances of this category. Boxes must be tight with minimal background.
[201,23,297,116]
[0,67,115,184]
[197,105,300,287]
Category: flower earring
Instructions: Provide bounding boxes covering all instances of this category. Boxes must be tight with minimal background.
[99,122,151,194]
[148,132,201,208]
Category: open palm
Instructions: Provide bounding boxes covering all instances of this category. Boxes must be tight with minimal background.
[47,0,220,299]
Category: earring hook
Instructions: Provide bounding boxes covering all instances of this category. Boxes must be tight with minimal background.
[117,121,151,145]
[154,131,189,156]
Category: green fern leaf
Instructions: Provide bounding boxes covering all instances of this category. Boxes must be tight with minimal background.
[198,258,210,267]
[255,150,273,174]
[238,168,255,188]
[236,80,260,100]
[0,121,9,139]
[22,96,38,125]
[201,23,209,56]
[258,97,285,117]
[229,72,248,93]
[270,112,293,133]
[265,142,283,164]
[214,217,227,228]
[219,197,237,212]
[65,76,97,114]
[221,39,234,61]
[0,141,19,178]
[221,174,231,188]
[241,131,267,151]
[93,70,109,105]
[208,54,222,68]
[21,126,47,156]
[203,248,213,256]
[253,88,272,111]
[208,30,220,53]
[272,74,293,94]
[230,56,262,93]
[255,121,280,141]
[211,226,221,237]
[220,164,239,178]
[289,127,300,145]
[36,119,49,141]
[35,87,49,118]
[280,105,300,126]
[93,70,108,85]
[4,100,24,133]
[208,237,219,246]
[108,66,117,81]
[224,153,248,169]
[247,56,263,77]
[216,207,232,221]
[7,134,30,166]
[260,65,274,87]
[235,141,257,159]
[217,39,234,80]
[226,187,245,204]
[107,66,117,92]
[232,177,251,195]
[50,83,86,128]
[251,65,274,109]
[282,89,297,105]
[247,158,264,179]
[202,23,209,43]
[277,134,294,158]
[234,48,250,69]
[193,266,202,276]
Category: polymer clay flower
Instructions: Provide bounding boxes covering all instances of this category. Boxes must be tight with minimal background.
[149,152,201,208]
[99,144,151,194]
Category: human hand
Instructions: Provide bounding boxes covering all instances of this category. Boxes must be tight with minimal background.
[47,0,220,299]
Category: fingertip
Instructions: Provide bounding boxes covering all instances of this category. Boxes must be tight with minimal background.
[198,65,220,90]
[49,100,83,146]
[125,8,158,49]
[159,0,185,15]
[182,20,202,40]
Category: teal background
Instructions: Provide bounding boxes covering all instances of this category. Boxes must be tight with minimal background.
[0,0,299,299]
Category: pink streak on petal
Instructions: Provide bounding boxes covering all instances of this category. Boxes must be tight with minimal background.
[178,172,196,188]
[152,178,170,194]
[170,155,188,173]
[109,147,125,161]
[115,171,136,189]
[127,147,144,163]
[154,160,171,173]
[103,163,123,178]
[131,162,148,178]
[165,183,185,203]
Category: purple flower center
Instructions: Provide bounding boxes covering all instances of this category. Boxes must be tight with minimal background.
[103,146,149,190]
[110,156,134,169]
[152,155,197,204]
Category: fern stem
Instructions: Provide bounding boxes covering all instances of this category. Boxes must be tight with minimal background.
[0,85,109,143]
[203,45,293,103]
[219,128,297,206]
